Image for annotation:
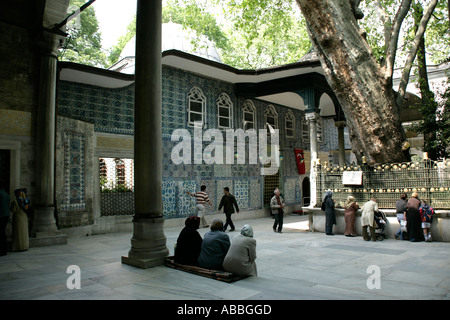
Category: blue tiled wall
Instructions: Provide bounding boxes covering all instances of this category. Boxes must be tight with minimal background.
[57,65,334,219]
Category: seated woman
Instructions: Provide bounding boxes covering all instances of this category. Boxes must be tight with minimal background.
[174,216,202,266]
[223,225,257,277]
[197,219,230,270]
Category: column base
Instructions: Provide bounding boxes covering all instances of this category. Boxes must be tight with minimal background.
[121,256,166,269]
[30,231,67,247]
[121,215,169,269]
[32,206,58,235]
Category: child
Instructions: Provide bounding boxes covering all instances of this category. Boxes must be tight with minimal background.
[419,200,435,242]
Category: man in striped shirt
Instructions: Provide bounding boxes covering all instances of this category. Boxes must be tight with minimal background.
[187,185,211,228]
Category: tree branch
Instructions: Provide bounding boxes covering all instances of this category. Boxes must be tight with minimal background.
[385,0,412,81]
[396,0,439,109]
[374,0,390,62]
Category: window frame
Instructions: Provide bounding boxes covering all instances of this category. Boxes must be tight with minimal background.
[264,105,278,133]
[217,93,233,129]
[285,109,296,139]
[302,116,310,141]
[187,86,206,127]
[242,100,257,131]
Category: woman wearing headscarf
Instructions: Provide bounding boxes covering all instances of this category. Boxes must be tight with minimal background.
[223,225,257,277]
[197,219,231,270]
[10,189,29,252]
[344,196,359,237]
[361,198,378,241]
[174,216,203,266]
[406,192,424,242]
[322,190,336,235]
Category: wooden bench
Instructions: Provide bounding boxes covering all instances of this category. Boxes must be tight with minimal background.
[164,256,248,283]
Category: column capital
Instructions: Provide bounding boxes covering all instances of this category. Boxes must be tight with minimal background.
[305,112,319,122]
[334,121,347,128]
[38,29,66,58]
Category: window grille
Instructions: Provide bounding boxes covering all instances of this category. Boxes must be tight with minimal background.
[99,157,134,216]
[217,93,233,129]
[264,105,278,131]
[242,100,256,130]
[188,87,206,127]
[263,163,280,207]
[317,118,323,143]
[285,109,296,139]
[302,116,309,141]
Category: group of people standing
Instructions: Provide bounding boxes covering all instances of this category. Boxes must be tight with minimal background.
[395,192,435,242]
[322,190,436,242]
[174,217,257,277]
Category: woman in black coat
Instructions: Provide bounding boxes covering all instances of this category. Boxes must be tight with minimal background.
[322,190,336,235]
[406,192,425,242]
[174,216,203,265]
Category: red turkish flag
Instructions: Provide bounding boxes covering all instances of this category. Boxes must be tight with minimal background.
[294,148,306,175]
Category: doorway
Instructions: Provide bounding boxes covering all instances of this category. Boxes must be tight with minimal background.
[0,149,11,191]
[302,176,310,206]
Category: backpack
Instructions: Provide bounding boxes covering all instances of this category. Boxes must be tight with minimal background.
[419,204,435,223]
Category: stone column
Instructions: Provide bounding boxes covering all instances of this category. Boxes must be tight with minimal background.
[32,29,67,245]
[122,0,169,269]
[335,121,346,167]
[306,112,319,207]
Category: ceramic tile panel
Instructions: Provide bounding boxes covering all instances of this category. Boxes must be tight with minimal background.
[233,179,249,210]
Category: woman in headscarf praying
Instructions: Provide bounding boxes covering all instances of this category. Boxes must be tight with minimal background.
[223,225,257,276]
[322,190,336,235]
[174,216,202,266]
[406,192,424,242]
[197,219,230,270]
[10,189,29,252]
[344,196,359,237]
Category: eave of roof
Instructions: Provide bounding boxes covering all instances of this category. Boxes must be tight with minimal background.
[58,49,323,88]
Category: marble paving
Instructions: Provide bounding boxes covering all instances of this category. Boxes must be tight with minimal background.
[0,215,449,300]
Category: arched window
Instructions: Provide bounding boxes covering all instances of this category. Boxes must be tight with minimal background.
[99,158,107,191]
[114,158,125,187]
[302,116,309,141]
[217,93,233,129]
[317,118,323,143]
[187,86,206,127]
[242,100,256,130]
[285,109,296,139]
[264,105,278,132]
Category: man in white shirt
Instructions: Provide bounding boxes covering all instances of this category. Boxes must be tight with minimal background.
[187,185,211,228]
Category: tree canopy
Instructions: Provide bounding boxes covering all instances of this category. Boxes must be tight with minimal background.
[58,0,108,68]
[106,0,311,69]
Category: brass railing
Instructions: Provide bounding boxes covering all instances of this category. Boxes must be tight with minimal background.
[316,158,450,209]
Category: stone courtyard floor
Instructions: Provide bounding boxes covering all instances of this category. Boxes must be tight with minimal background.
[0,214,449,301]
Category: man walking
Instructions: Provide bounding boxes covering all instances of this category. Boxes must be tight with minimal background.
[187,185,211,228]
[218,187,239,232]
[270,188,285,233]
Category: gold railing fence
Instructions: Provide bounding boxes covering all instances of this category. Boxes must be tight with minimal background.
[316,158,450,210]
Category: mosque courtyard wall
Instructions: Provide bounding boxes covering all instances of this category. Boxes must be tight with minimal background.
[54,64,344,236]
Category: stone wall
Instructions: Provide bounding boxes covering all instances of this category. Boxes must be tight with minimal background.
[0,21,39,201]
[0,22,39,113]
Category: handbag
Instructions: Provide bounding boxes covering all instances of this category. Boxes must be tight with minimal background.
[400,219,407,232]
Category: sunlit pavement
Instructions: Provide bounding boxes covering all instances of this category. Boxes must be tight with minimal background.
[0,214,449,300]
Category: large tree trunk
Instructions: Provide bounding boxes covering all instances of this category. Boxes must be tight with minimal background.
[296,0,409,165]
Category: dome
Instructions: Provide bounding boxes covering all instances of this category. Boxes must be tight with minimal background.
[111,22,222,74]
